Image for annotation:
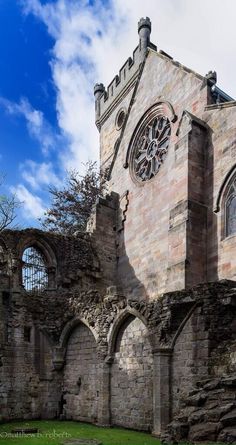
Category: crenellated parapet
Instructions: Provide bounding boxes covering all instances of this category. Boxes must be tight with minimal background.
[94,17,157,126]
[94,18,234,130]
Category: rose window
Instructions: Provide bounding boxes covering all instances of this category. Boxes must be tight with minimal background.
[131,115,171,182]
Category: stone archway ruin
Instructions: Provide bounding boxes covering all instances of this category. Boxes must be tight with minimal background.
[110,314,153,431]
[63,322,99,423]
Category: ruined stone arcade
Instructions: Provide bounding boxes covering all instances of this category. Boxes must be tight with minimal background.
[1,17,236,443]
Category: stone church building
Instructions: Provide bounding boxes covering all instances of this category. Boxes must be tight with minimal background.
[0,18,236,443]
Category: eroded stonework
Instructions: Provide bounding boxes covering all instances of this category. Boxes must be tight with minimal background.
[1,16,236,444]
[110,316,153,430]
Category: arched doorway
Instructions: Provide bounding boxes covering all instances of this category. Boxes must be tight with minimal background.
[63,322,98,422]
[110,314,153,431]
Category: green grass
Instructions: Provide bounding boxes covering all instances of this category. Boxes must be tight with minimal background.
[0,420,160,445]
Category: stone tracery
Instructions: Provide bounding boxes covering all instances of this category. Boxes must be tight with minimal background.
[132,115,171,181]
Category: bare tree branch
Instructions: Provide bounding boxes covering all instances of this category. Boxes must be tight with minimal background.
[0,175,21,231]
[40,161,107,235]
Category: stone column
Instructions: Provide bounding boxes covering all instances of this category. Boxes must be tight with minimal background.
[96,356,112,426]
[52,347,65,371]
[152,348,172,437]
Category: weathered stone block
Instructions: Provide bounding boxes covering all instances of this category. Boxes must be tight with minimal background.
[221,408,236,427]
[218,427,236,443]
[189,422,219,441]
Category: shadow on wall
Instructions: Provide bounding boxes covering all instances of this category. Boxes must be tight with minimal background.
[116,226,148,301]
[60,315,153,432]
[208,129,219,282]
[0,322,57,421]
[110,314,153,431]
[62,322,98,423]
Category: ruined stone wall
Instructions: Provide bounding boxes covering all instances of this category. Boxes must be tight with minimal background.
[167,374,236,443]
[0,293,37,420]
[0,237,236,442]
[87,193,118,288]
[172,306,209,418]
[0,228,102,291]
[0,226,107,422]
[0,204,235,443]
[63,323,98,422]
[110,315,153,431]
[0,295,58,421]
[172,314,196,418]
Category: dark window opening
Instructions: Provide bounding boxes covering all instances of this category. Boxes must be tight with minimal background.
[24,326,31,342]
[2,291,10,306]
[226,188,236,237]
[22,246,48,292]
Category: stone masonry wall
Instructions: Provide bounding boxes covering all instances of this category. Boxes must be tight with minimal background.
[99,88,134,173]
[172,306,209,418]
[97,43,236,300]
[203,103,236,283]
[110,315,153,431]
[105,49,210,298]
[167,375,236,443]
[63,323,98,423]
[0,228,102,292]
[0,223,236,443]
[0,294,60,421]
[0,225,107,422]
[172,314,195,418]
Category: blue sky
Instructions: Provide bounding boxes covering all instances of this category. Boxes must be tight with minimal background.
[0,0,59,226]
[0,0,236,228]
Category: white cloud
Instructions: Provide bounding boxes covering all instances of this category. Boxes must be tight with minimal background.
[21,0,236,93]
[111,0,236,98]
[11,159,61,223]
[2,0,233,226]
[20,0,236,178]
[20,160,61,191]
[12,184,46,219]
[20,0,125,172]
[0,97,56,155]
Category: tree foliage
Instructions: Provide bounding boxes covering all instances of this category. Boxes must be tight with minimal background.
[40,161,106,235]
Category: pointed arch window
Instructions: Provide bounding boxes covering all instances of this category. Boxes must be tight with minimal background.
[225,182,236,237]
[22,246,48,292]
